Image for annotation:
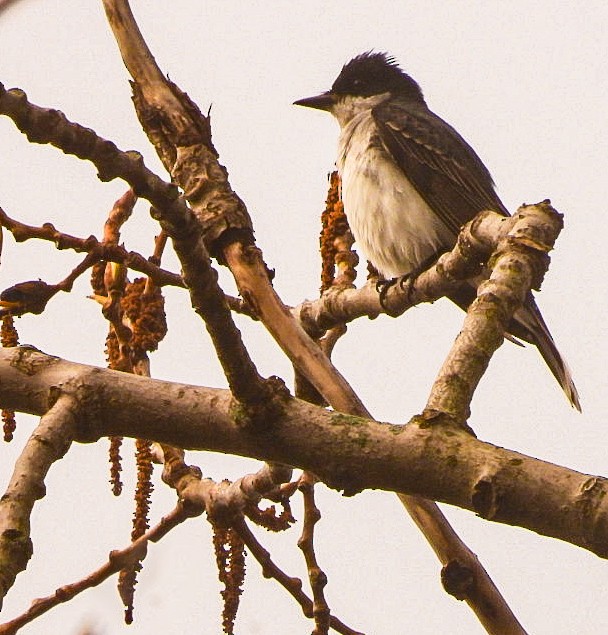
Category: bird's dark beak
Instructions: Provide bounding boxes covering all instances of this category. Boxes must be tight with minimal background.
[293,91,336,111]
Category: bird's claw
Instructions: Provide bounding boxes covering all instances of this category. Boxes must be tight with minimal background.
[376,276,402,317]
[398,274,416,302]
[376,277,396,306]
[376,273,417,317]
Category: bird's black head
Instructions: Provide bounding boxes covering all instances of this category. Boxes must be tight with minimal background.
[331,51,424,102]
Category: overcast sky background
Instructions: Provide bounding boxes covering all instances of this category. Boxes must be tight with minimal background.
[0,1,606,634]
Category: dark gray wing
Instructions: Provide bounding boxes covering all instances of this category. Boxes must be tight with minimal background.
[373,101,580,409]
[372,99,509,236]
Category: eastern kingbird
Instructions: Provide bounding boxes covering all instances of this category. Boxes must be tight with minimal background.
[295,51,580,410]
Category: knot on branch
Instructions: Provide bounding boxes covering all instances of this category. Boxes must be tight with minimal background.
[441,559,476,601]
[417,410,477,435]
[132,79,215,151]
[229,375,290,431]
[472,477,500,520]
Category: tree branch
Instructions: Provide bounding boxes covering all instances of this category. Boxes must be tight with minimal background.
[294,207,547,336]
[233,517,364,635]
[424,201,561,423]
[0,206,184,290]
[0,390,79,607]
[0,505,189,635]
[0,84,188,223]
[0,347,605,562]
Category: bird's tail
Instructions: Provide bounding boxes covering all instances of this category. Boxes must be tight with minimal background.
[510,295,581,411]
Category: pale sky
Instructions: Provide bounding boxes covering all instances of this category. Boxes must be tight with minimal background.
[0,2,607,634]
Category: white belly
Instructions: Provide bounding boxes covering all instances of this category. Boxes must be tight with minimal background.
[337,112,453,278]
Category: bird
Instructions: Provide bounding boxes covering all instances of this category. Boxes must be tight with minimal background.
[294,51,580,410]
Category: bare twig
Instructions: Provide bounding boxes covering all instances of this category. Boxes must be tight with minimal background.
[297,473,330,635]
[0,505,188,635]
[0,206,183,289]
[234,518,364,635]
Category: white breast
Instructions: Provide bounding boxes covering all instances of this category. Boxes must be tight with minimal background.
[336,110,453,279]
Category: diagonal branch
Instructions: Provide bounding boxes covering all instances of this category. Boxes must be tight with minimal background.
[0,391,79,607]
[0,82,271,414]
[0,83,187,223]
[423,202,560,423]
[233,517,364,635]
[0,505,188,635]
[102,0,369,415]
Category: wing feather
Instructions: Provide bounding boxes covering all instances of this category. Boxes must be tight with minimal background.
[373,100,509,236]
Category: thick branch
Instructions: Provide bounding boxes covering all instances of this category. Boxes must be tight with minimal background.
[0,347,605,562]
[425,201,561,422]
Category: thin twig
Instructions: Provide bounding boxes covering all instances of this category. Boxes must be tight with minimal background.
[234,518,364,635]
[297,473,330,635]
[0,206,183,288]
[0,505,188,635]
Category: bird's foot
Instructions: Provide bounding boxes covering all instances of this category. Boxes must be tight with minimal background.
[398,273,417,301]
[376,278,392,310]
[376,273,419,317]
